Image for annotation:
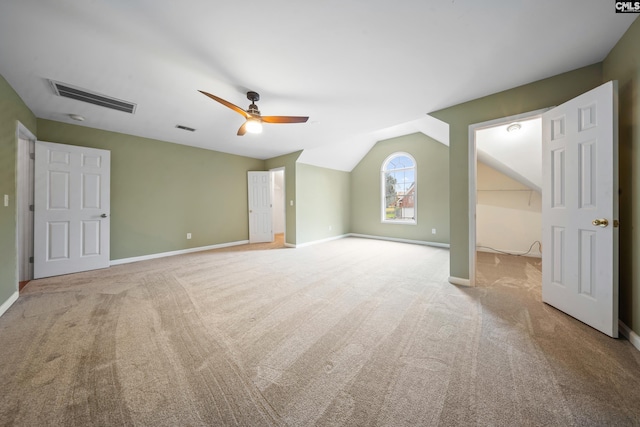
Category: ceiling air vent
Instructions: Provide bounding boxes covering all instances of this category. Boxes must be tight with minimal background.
[49,80,136,114]
[176,125,196,132]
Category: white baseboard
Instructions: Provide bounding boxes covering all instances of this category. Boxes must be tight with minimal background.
[348,233,450,249]
[619,320,640,352]
[289,234,349,248]
[285,234,450,249]
[110,240,249,266]
[0,291,19,318]
[448,276,471,287]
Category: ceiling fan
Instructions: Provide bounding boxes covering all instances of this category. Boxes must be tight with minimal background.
[199,90,309,136]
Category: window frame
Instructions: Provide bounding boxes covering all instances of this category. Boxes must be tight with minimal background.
[380,152,417,225]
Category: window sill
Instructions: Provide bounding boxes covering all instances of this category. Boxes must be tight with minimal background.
[381,220,417,225]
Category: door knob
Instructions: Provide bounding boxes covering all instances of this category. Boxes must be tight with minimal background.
[592,218,608,227]
[100,213,108,218]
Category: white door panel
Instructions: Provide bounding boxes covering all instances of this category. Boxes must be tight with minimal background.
[34,141,110,278]
[248,171,273,243]
[542,81,618,337]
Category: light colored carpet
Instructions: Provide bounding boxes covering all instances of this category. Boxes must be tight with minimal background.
[1,238,639,426]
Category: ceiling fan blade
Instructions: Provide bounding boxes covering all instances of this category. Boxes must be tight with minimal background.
[261,116,309,124]
[237,122,248,136]
[198,90,249,118]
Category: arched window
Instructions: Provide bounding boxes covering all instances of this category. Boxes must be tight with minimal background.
[381,152,416,224]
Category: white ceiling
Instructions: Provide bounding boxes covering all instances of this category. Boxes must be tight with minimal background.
[477,117,542,192]
[0,1,636,171]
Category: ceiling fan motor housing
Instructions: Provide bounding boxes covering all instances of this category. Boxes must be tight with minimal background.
[247,104,260,115]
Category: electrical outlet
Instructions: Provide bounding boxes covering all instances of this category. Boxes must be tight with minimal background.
[432,228,436,234]
[187,233,192,239]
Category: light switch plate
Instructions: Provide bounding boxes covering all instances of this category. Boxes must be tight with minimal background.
[3,195,8,207]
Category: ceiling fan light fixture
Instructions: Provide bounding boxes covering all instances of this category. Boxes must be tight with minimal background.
[245,118,263,134]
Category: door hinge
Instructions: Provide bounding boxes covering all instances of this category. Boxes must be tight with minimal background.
[29,153,35,160]
[29,256,34,264]
[29,204,34,212]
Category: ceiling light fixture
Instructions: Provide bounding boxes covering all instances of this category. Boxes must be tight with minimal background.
[506,123,521,133]
[69,114,85,121]
[245,118,263,134]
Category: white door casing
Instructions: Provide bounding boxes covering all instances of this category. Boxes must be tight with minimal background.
[248,171,273,243]
[17,133,35,282]
[541,81,618,337]
[34,141,111,279]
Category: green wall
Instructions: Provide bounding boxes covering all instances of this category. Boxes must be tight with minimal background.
[350,133,449,244]
[603,18,640,334]
[37,119,265,260]
[430,63,603,281]
[0,75,36,305]
[296,163,351,245]
[265,151,302,246]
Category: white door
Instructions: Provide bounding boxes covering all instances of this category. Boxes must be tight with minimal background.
[542,81,618,337]
[34,141,111,279]
[248,171,273,243]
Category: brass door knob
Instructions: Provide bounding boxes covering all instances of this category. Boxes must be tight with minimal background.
[592,218,609,227]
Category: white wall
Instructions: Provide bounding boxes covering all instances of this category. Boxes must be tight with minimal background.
[476,162,542,257]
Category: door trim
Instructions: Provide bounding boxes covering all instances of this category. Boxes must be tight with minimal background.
[16,121,36,287]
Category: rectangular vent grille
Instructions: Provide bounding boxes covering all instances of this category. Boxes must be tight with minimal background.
[176,125,196,132]
[50,80,136,114]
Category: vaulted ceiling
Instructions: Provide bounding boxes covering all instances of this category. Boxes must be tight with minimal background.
[0,1,635,171]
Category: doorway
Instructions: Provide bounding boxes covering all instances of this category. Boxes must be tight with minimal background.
[468,82,619,337]
[247,168,286,245]
[468,109,548,286]
[271,168,286,245]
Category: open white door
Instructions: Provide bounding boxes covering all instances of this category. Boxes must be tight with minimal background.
[248,171,273,243]
[34,141,111,279]
[542,81,618,337]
